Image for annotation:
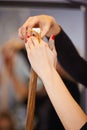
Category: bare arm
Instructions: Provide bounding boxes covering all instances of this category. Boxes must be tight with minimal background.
[42,67,87,130]
[25,36,87,130]
[18,14,87,86]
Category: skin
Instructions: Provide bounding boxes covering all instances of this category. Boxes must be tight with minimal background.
[18,14,61,39]
[18,14,74,81]
[18,14,87,129]
[24,36,87,130]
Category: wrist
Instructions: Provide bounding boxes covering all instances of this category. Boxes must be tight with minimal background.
[41,66,56,86]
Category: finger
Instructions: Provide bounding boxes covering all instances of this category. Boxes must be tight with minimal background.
[25,38,31,54]
[18,26,27,40]
[18,27,24,40]
[41,25,50,38]
[19,17,40,39]
[49,34,55,50]
[49,34,57,68]
[30,36,40,46]
[26,37,35,51]
[22,16,50,38]
[23,16,39,31]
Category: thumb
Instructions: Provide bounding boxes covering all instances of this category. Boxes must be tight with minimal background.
[49,34,57,69]
[49,34,55,50]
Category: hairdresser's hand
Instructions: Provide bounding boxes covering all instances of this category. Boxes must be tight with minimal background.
[25,36,57,79]
[18,15,61,39]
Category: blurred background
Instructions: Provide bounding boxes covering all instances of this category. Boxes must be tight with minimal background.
[0,0,87,130]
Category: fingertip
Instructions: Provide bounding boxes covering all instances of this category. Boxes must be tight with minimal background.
[25,39,27,44]
[25,35,32,46]
[18,27,23,39]
[32,36,40,43]
[49,34,55,50]
[25,35,32,44]
[26,26,32,36]
[51,34,55,40]
[49,34,55,44]
[24,39,28,52]
[27,35,32,38]
[22,27,26,36]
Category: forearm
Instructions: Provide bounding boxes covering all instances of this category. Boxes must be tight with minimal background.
[42,67,87,130]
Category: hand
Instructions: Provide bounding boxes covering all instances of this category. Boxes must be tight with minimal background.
[18,14,61,39]
[25,36,57,79]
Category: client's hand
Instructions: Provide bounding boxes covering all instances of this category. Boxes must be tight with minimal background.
[25,35,57,80]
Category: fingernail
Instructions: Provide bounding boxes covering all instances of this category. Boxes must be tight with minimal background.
[51,34,55,40]
[27,35,31,38]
